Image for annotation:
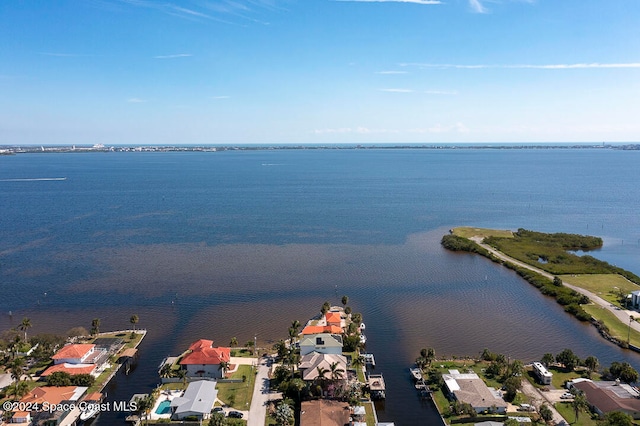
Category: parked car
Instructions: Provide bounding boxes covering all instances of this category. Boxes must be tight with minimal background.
[228,411,243,419]
[561,392,574,399]
[212,407,224,413]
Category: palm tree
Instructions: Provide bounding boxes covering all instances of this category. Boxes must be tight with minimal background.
[341,295,349,307]
[245,340,255,355]
[329,362,345,381]
[352,355,365,370]
[8,356,25,384]
[130,315,139,331]
[291,320,300,334]
[572,392,589,423]
[159,363,173,378]
[218,361,230,378]
[90,318,101,336]
[176,368,188,388]
[230,336,238,348]
[18,317,32,341]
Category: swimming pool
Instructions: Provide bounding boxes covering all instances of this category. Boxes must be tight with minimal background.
[155,400,171,415]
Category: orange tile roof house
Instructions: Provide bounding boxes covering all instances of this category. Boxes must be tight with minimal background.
[179,339,231,379]
[51,344,96,364]
[14,386,87,425]
[41,363,97,377]
[300,325,343,335]
[325,312,342,327]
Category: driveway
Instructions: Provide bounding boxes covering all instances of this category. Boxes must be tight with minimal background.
[247,356,282,426]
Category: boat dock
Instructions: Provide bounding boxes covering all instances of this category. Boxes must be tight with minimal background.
[362,353,376,367]
[409,367,432,399]
[367,373,386,399]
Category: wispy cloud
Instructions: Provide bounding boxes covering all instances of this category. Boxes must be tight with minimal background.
[468,0,487,13]
[400,62,640,69]
[153,53,192,59]
[376,70,409,74]
[380,88,414,93]
[127,98,148,103]
[334,0,442,4]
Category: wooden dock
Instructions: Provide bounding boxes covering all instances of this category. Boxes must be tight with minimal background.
[362,353,376,367]
[367,374,386,399]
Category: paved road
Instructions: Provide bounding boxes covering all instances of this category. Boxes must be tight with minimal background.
[471,237,640,334]
[247,356,282,426]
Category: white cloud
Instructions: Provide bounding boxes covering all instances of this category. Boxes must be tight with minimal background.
[153,53,193,59]
[127,98,148,103]
[468,0,487,13]
[334,0,442,4]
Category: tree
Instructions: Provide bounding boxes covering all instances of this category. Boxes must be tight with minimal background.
[502,376,522,402]
[572,392,589,423]
[72,373,95,387]
[608,362,639,383]
[18,317,32,341]
[274,400,295,426]
[136,394,155,426]
[352,355,365,371]
[351,312,363,326]
[541,352,554,366]
[245,340,255,355]
[218,361,230,378]
[329,361,345,381]
[504,419,520,426]
[8,356,25,383]
[47,371,73,387]
[90,318,101,336]
[159,363,173,378]
[539,404,553,422]
[556,348,579,371]
[341,295,349,307]
[321,301,331,315]
[598,411,634,426]
[290,320,300,334]
[230,337,238,348]
[509,359,525,378]
[130,315,139,331]
[584,355,599,375]
[208,412,227,426]
[344,306,352,315]
[176,368,188,387]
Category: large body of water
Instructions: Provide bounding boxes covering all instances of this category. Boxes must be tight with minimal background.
[1,148,639,425]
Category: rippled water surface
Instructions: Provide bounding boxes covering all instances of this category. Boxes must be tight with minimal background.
[1,149,639,425]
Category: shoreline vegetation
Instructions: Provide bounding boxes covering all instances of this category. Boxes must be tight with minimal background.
[442,227,640,350]
[1,143,640,156]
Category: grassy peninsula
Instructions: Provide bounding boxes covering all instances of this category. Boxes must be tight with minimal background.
[442,227,640,349]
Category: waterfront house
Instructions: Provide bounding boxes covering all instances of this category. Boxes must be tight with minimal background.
[325,311,342,328]
[298,352,348,382]
[51,344,96,364]
[170,380,218,421]
[299,333,343,356]
[13,386,87,425]
[571,379,640,419]
[300,400,350,426]
[442,370,507,414]
[179,339,231,379]
[300,325,343,335]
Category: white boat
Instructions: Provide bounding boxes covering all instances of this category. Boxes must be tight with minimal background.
[409,367,423,381]
[79,403,100,421]
[359,322,366,330]
[359,334,367,344]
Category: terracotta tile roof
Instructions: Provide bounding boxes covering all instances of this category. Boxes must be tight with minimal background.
[325,312,341,325]
[20,386,83,406]
[180,340,231,365]
[52,344,94,360]
[41,363,96,376]
[301,325,342,335]
[300,400,350,426]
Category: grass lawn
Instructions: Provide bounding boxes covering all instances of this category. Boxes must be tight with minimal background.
[554,401,598,426]
[560,274,640,306]
[216,365,256,410]
[583,304,640,347]
[452,227,514,239]
[230,349,256,358]
[364,402,377,426]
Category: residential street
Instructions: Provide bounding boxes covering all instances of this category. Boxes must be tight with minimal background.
[247,356,282,426]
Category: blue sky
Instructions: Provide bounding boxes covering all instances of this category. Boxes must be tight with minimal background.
[1,0,639,144]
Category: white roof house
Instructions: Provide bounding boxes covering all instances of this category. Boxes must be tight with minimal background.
[170,380,218,420]
[442,370,508,414]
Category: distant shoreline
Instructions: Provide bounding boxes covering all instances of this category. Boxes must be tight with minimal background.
[1,142,639,155]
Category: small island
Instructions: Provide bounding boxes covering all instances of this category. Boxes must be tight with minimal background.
[442,227,640,350]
